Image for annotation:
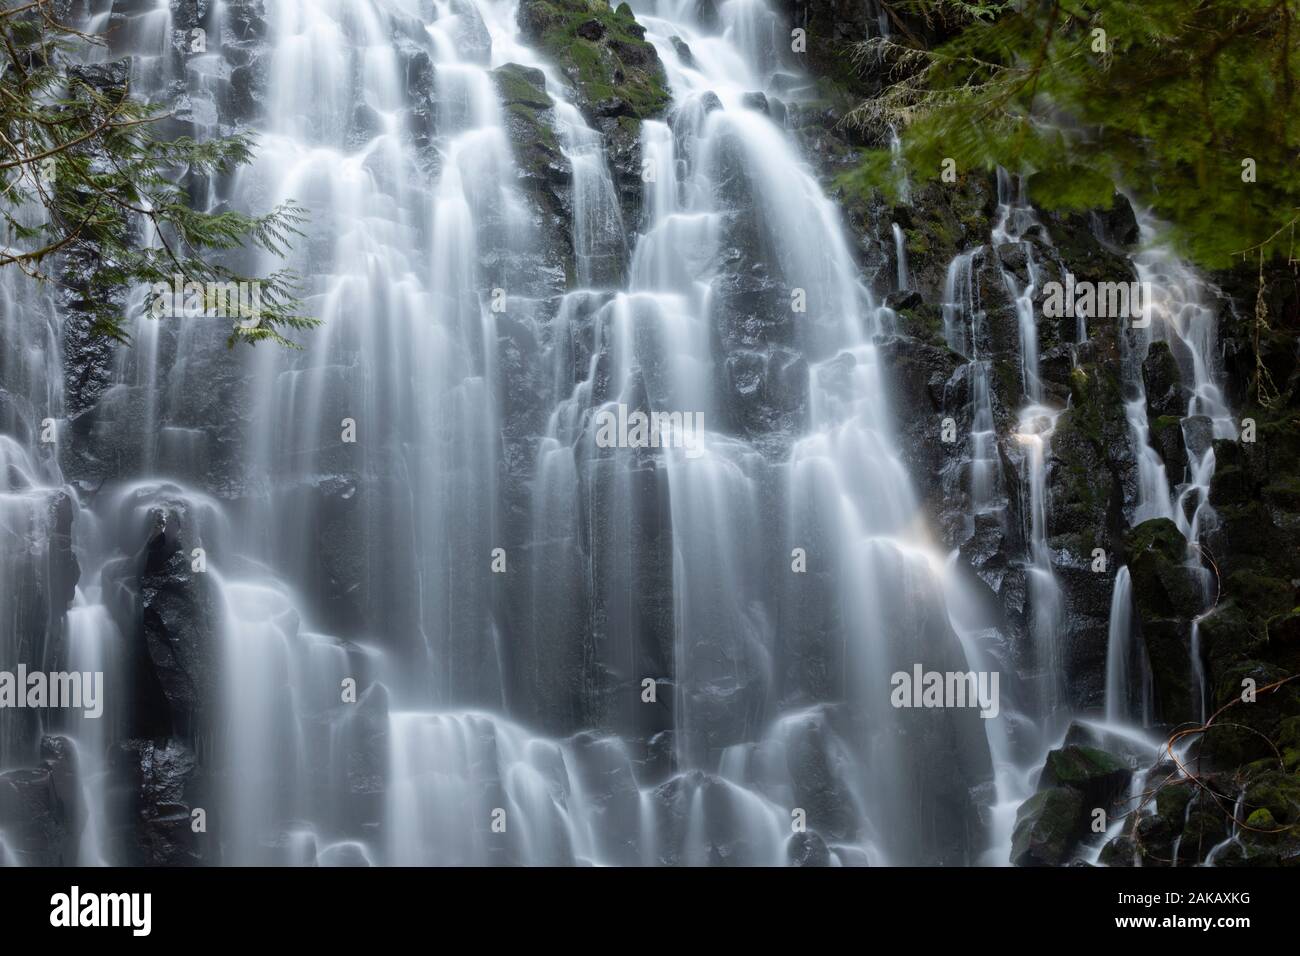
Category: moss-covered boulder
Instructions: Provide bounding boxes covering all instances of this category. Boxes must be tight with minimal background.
[1278,716,1300,773]
[1038,745,1132,808]
[1126,519,1202,617]
[1242,769,1300,826]
[1200,599,1265,692]
[1217,766,1300,864]
[1010,786,1085,866]
[1192,659,1300,770]
[518,0,670,119]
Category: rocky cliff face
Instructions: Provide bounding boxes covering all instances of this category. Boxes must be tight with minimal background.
[773,0,1300,866]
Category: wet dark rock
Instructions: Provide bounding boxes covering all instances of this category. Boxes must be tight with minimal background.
[1142,341,1187,420]
[1038,745,1132,808]
[225,55,267,123]
[787,830,832,866]
[1148,414,1186,479]
[1011,786,1085,866]
[1125,519,1204,726]
[576,17,606,41]
[222,0,268,42]
[491,63,575,296]
[0,767,71,866]
[783,713,861,842]
[669,35,696,68]
[1037,205,1139,304]
[106,738,203,866]
[1181,415,1215,463]
[720,346,808,453]
[1090,195,1141,249]
[136,501,221,742]
[348,102,383,147]
[876,335,961,512]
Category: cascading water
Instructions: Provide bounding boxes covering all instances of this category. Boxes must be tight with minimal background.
[0,0,1252,871]
[0,0,990,867]
[1103,565,1152,726]
[992,170,1066,730]
[1109,215,1237,728]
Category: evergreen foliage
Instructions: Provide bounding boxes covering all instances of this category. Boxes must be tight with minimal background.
[847,0,1300,268]
[0,0,314,345]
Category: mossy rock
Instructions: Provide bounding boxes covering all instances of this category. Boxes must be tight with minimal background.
[493,62,555,111]
[1155,779,1194,825]
[1234,828,1300,864]
[1197,721,1278,769]
[1125,517,1202,623]
[1132,810,1179,866]
[1225,571,1295,620]
[1200,600,1265,683]
[1243,769,1300,826]
[1209,406,1300,583]
[1125,517,1188,569]
[1173,790,1232,864]
[1046,406,1111,543]
[1038,745,1132,808]
[893,303,945,347]
[1196,659,1300,769]
[1264,476,1300,512]
[1278,716,1300,773]
[1098,832,1138,866]
[1148,414,1186,476]
[1246,807,1277,828]
[1010,786,1085,866]
[1211,659,1293,712]
[518,0,670,120]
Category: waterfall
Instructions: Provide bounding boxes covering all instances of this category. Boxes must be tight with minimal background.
[8,0,1245,870]
[1124,397,1176,525]
[1103,566,1133,723]
[888,125,910,205]
[892,223,910,292]
[991,170,1066,724]
[1111,214,1236,728]
[941,249,1001,526]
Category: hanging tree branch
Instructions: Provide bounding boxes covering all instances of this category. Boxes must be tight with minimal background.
[0,0,315,345]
